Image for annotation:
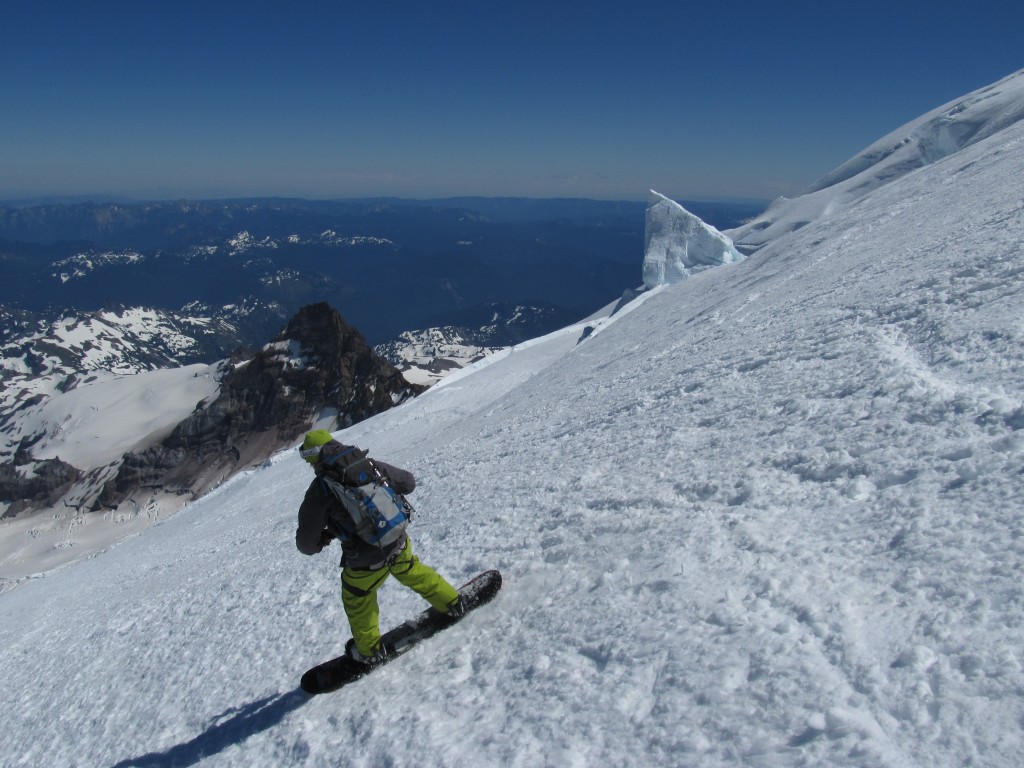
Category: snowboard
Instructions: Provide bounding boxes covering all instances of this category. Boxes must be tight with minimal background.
[300,569,502,695]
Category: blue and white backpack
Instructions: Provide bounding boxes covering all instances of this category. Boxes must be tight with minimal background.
[318,447,412,550]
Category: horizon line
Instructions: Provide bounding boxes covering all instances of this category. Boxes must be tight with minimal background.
[0,192,772,209]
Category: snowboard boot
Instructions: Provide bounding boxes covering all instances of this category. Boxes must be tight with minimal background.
[444,595,467,620]
[346,638,389,667]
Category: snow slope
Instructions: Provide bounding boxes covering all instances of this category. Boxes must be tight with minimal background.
[2,74,1024,766]
[728,67,1024,252]
[19,364,221,472]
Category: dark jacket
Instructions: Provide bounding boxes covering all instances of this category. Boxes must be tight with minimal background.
[295,440,415,569]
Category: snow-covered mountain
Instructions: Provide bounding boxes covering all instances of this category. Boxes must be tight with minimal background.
[377,326,507,387]
[2,68,1023,767]
[0,301,267,522]
[0,304,243,528]
[375,304,583,386]
[0,197,650,345]
[0,304,250,386]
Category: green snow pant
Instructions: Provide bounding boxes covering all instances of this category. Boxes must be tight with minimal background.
[341,537,459,657]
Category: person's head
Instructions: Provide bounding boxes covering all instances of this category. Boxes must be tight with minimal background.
[299,429,334,465]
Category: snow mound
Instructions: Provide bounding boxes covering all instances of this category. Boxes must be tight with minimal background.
[642,190,743,288]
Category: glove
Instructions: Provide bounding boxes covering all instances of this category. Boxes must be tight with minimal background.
[317,530,336,551]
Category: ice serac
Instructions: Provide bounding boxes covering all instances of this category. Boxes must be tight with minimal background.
[642,190,743,288]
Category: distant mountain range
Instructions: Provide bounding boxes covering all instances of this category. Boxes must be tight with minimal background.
[376,302,587,386]
[0,196,762,347]
[0,195,764,530]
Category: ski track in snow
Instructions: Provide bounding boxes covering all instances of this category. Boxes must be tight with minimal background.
[2,94,1024,767]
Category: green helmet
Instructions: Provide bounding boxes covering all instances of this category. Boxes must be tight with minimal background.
[299,429,333,463]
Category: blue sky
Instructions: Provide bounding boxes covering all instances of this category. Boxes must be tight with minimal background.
[2,1,1022,203]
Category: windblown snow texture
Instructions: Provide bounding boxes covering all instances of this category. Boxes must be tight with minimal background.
[2,68,1024,767]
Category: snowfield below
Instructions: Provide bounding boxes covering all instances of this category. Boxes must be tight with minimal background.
[0,364,222,582]
[2,74,1024,766]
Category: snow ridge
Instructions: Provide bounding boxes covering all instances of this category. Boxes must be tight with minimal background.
[808,67,1024,195]
[729,67,1024,252]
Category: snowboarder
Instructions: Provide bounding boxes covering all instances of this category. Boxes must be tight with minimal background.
[295,430,464,667]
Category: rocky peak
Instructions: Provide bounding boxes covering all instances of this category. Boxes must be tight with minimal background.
[98,303,424,510]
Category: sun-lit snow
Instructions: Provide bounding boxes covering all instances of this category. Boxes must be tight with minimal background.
[1,71,1023,767]
[228,230,278,255]
[27,364,220,471]
[0,307,207,390]
[728,67,1024,252]
[380,327,508,387]
[50,249,145,282]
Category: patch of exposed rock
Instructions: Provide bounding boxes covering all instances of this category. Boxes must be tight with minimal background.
[0,438,82,518]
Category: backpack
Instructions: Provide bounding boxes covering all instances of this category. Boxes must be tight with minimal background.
[318,446,412,551]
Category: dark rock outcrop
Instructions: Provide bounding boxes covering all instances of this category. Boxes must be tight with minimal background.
[0,440,83,518]
[97,303,423,510]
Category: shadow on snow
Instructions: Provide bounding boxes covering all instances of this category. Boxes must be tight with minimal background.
[110,688,311,768]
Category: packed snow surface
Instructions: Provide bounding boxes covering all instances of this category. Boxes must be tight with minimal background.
[2,74,1024,766]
